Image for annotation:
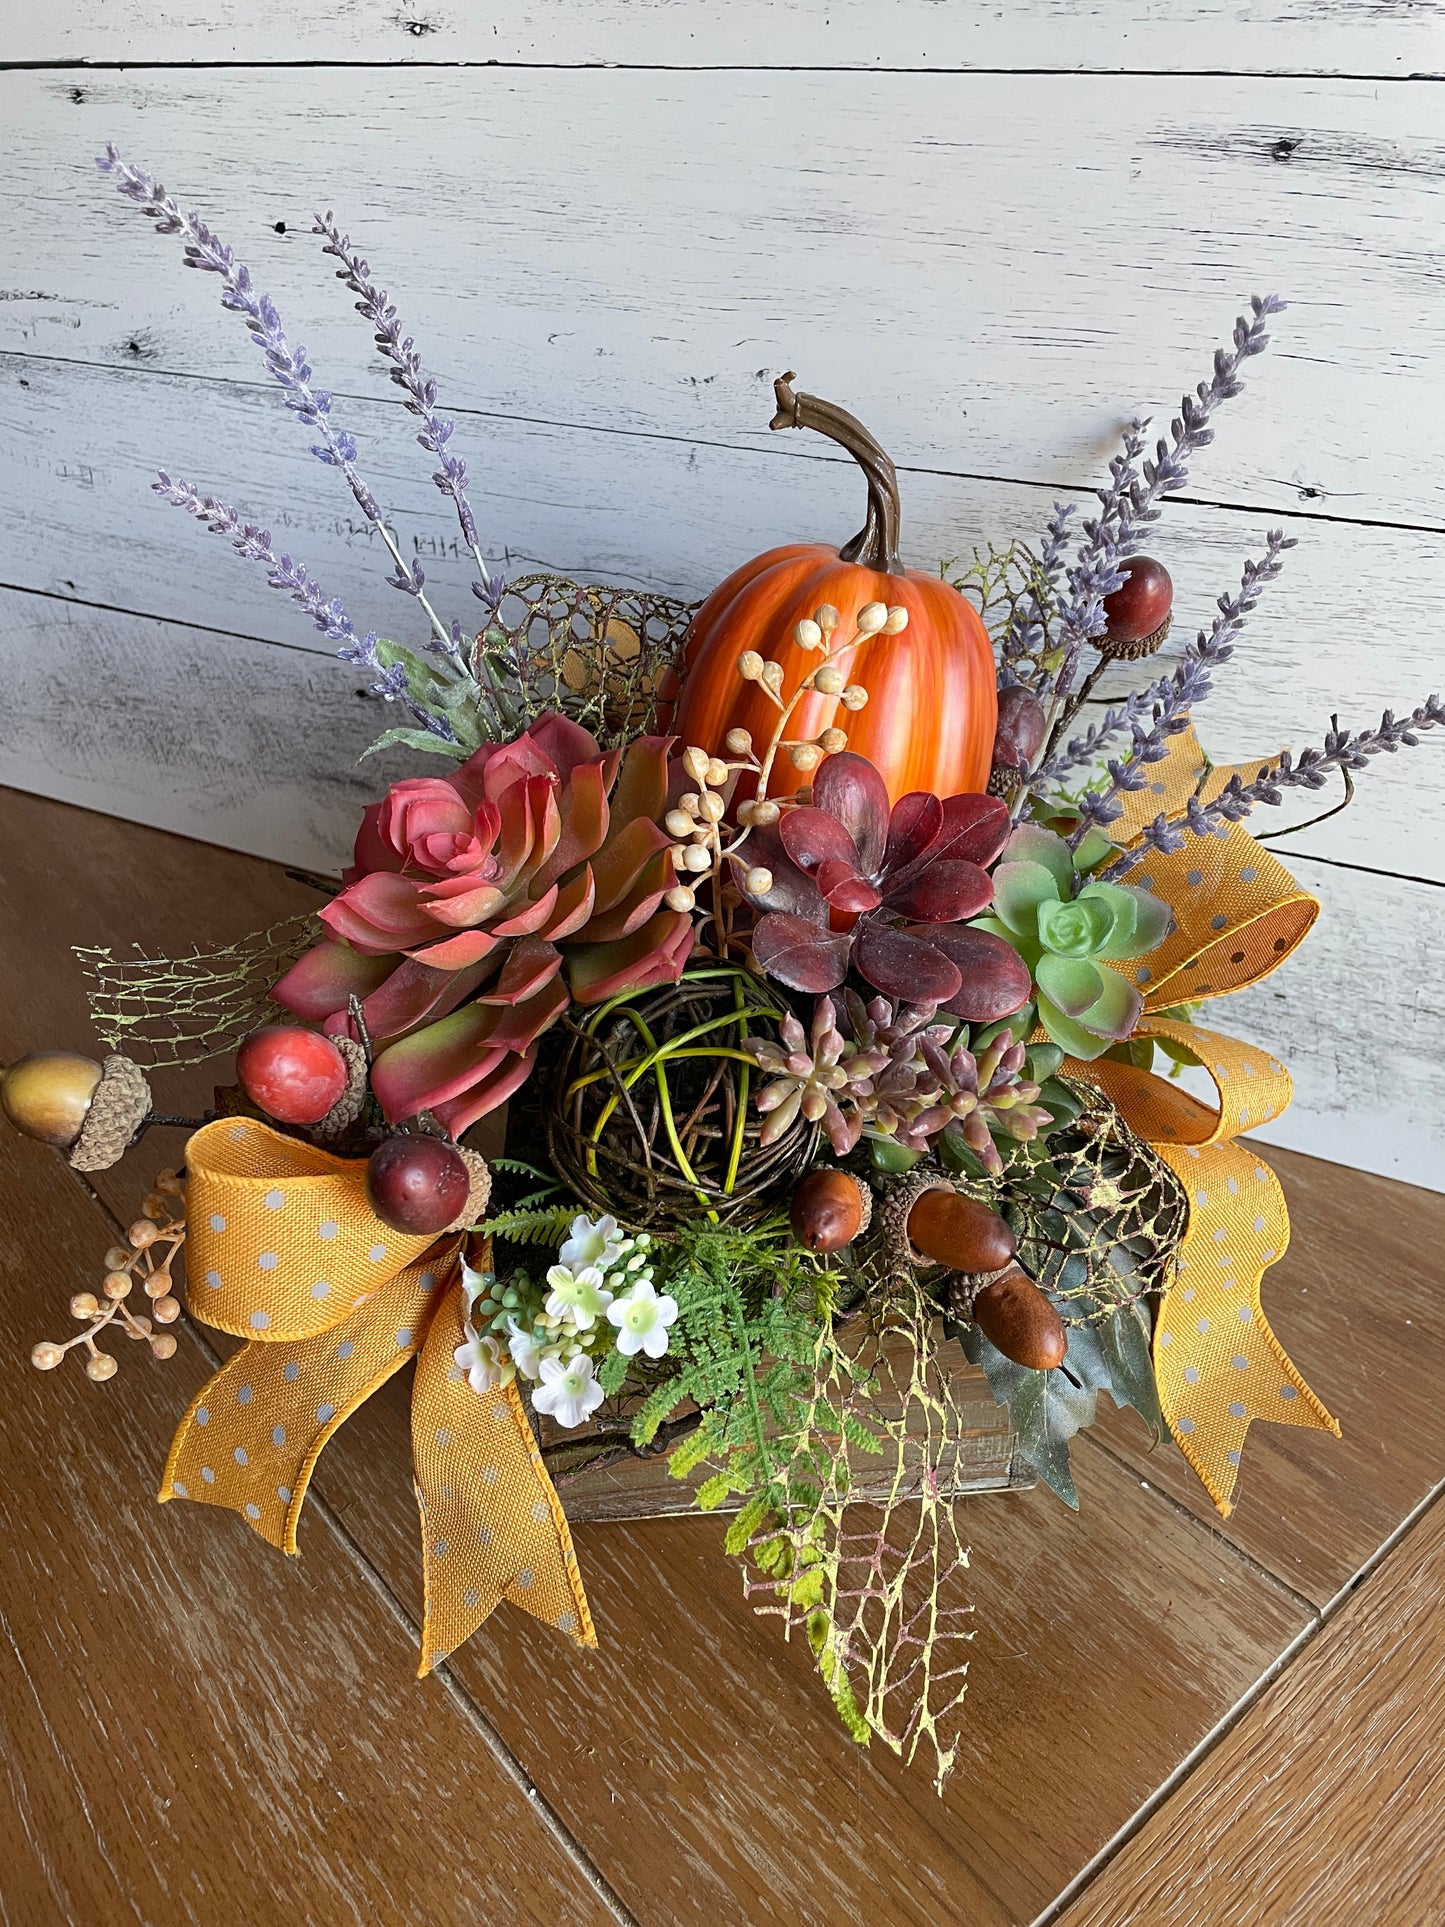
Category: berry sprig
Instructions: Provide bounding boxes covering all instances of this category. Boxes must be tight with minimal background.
[30,1171,186,1383]
[663,599,905,953]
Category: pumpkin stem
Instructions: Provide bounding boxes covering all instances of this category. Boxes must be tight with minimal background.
[770,372,902,575]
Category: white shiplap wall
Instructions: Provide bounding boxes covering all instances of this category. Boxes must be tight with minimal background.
[1,6,1442,1188]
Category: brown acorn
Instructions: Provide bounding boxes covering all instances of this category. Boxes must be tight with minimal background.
[906,1188,1016,1274]
[2,1052,105,1148]
[790,1168,870,1252]
[972,1265,1068,1372]
[1,1050,153,1171]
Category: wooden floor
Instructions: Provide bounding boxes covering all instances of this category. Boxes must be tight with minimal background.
[2,785,1443,1927]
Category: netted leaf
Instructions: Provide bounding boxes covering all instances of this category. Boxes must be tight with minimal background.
[478,573,698,749]
[738,1282,978,1794]
[74,914,318,1068]
[944,539,1063,686]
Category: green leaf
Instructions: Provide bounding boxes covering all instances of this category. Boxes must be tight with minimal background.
[1077,961,1144,1041]
[1084,881,1174,961]
[1036,894,1114,959]
[1072,825,1117,874]
[1003,823,1076,894]
[1095,1301,1164,1441]
[991,860,1062,937]
[1025,1041,1064,1082]
[360,726,467,762]
[1036,952,1104,1017]
[597,1346,630,1397]
[959,1325,1099,1508]
[1036,996,1111,1061]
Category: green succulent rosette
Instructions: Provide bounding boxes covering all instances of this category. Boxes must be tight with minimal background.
[973,825,1173,1061]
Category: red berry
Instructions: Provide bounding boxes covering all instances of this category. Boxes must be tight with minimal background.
[235,1025,349,1126]
[1103,557,1173,644]
[366,1135,470,1235]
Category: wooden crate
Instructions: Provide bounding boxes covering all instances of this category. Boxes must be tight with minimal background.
[543,1335,1029,1525]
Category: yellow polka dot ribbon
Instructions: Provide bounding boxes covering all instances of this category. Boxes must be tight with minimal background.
[1066,725,1340,1516]
[160,1118,595,1670]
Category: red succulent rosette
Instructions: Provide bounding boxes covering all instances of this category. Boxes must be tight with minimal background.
[272,715,693,1133]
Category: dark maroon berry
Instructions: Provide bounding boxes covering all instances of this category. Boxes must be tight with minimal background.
[1103,557,1173,648]
[366,1135,470,1235]
[993,686,1047,767]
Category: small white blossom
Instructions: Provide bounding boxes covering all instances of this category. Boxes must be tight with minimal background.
[545,1263,613,1331]
[505,1318,554,1381]
[559,1212,624,1272]
[606,1279,679,1360]
[453,1322,514,1394]
[460,1257,493,1315]
[531,1351,606,1429]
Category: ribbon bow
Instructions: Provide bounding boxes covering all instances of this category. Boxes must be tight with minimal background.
[1071,725,1340,1514]
[161,1118,594,1669]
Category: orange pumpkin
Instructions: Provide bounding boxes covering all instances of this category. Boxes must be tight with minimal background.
[665,375,997,806]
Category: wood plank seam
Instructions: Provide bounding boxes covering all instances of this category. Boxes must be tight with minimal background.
[1076,1429,1324,1622]
[1031,1472,1445,1927]
[62,1162,640,1927]
[10,341,1445,541]
[5,60,1445,81]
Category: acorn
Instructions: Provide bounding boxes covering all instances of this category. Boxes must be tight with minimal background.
[790,1168,871,1252]
[972,1265,1068,1372]
[1100,557,1173,661]
[366,1134,473,1236]
[906,1188,1017,1275]
[1,1052,103,1148]
[1,1050,152,1170]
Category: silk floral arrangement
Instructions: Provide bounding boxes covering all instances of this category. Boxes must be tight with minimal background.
[3,146,1441,1791]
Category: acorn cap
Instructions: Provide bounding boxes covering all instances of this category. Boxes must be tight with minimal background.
[70,1055,152,1172]
[1096,612,1172,663]
[442,1146,493,1234]
[310,1035,370,1143]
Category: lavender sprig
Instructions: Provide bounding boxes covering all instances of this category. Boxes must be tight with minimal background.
[96,146,462,665]
[152,471,456,739]
[1070,530,1294,846]
[1035,674,1175,784]
[1042,295,1285,719]
[999,502,1073,683]
[154,471,360,645]
[314,212,500,618]
[1102,697,1445,879]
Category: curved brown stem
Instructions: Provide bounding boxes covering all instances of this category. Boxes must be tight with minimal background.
[770,371,903,574]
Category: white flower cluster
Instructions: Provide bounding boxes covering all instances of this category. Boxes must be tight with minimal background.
[452,1213,678,1430]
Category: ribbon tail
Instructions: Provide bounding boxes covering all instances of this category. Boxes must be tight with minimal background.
[161,1255,445,1551]
[411,1287,596,1676]
[1154,1138,1339,1518]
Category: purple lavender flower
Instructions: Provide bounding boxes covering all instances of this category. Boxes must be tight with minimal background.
[1042,296,1285,714]
[97,146,462,660]
[1104,695,1445,877]
[1071,531,1294,845]
[152,470,361,646]
[314,212,501,613]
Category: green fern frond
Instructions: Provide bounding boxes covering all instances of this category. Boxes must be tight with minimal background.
[475,1204,578,1246]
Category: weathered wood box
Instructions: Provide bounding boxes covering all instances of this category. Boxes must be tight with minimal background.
[538,1334,1029,1526]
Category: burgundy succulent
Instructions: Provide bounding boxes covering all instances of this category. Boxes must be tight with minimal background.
[736,752,1032,1020]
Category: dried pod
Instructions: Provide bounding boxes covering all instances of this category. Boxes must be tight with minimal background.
[972,1265,1068,1372]
[790,1168,871,1253]
[441,1145,494,1235]
[906,1189,1016,1275]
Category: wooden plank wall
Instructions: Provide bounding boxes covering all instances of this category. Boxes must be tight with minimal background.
[1,5,1443,1190]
